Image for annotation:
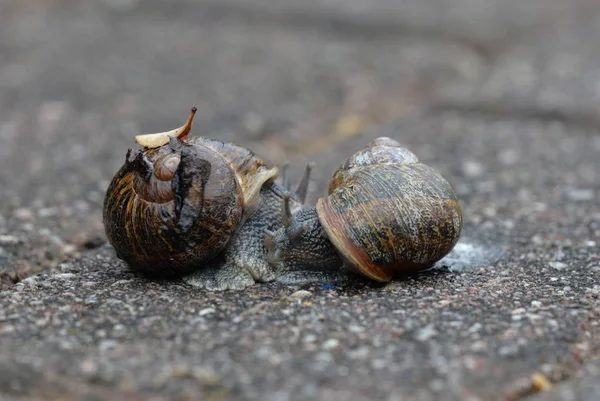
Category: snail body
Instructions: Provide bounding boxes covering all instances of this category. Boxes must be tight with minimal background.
[103,108,311,290]
[266,137,462,284]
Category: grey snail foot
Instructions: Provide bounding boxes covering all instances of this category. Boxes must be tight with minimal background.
[183,260,256,291]
[182,174,309,291]
[181,201,281,290]
[275,269,351,285]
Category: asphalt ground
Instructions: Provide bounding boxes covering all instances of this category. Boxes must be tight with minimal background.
[0,1,599,400]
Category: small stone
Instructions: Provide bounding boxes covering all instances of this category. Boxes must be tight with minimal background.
[38,207,59,217]
[99,340,117,351]
[322,338,340,350]
[371,359,388,370]
[498,344,519,356]
[190,368,222,386]
[13,208,34,221]
[564,187,594,201]
[111,279,133,286]
[415,324,437,342]
[53,273,76,280]
[0,235,19,245]
[531,235,544,245]
[462,160,484,177]
[549,261,567,270]
[348,347,370,359]
[59,263,79,273]
[199,308,216,316]
[503,219,516,230]
[482,206,497,218]
[20,276,39,287]
[303,334,317,344]
[80,359,98,375]
[61,244,78,255]
[288,290,312,301]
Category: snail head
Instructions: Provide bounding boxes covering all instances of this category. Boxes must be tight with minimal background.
[265,206,341,275]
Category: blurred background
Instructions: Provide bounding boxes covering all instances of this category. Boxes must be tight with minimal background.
[2,2,600,400]
[0,0,598,282]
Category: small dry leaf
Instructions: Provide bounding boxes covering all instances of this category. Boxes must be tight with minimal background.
[135,132,172,148]
[135,107,197,149]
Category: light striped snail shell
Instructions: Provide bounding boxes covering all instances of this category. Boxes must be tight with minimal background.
[316,137,462,281]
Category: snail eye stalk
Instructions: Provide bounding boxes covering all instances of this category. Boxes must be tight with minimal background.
[282,193,292,228]
[296,161,315,205]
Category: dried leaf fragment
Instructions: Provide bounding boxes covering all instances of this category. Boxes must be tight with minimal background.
[135,107,197,148]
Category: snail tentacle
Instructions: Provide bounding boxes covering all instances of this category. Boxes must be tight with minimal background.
[280,161,291,190]
[295,161,315,204]
[281,193,292,228]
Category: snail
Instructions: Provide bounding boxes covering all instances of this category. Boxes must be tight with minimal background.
[103,107,313,290]
[265,137,463,284]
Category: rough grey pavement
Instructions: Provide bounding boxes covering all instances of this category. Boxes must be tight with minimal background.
[0,1,599,400]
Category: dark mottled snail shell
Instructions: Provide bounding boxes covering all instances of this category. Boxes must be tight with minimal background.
[103,108,277,275]
[316,137,462,281]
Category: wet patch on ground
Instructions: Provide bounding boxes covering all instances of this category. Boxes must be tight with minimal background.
[434,239,507,271]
